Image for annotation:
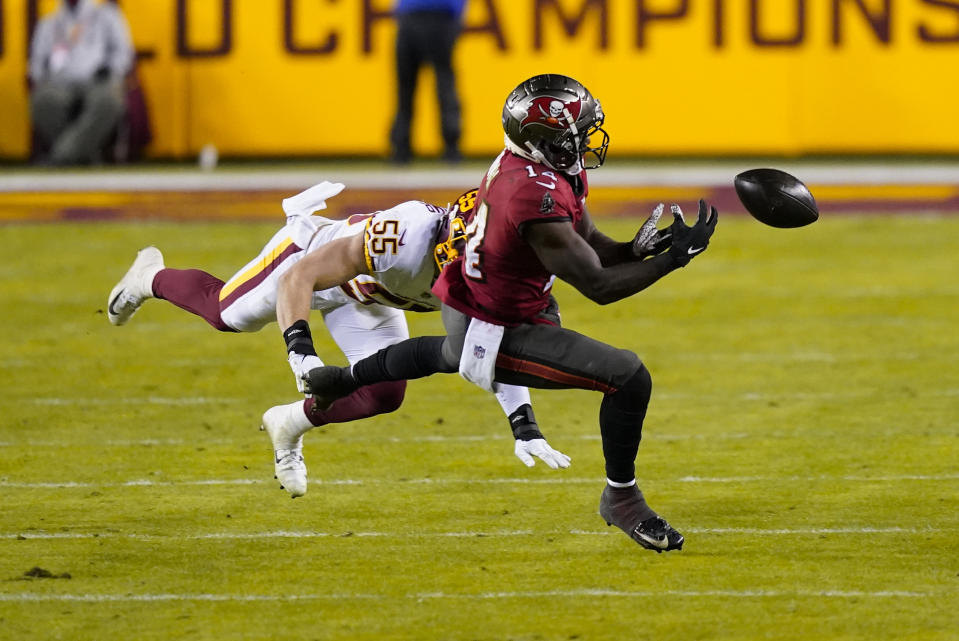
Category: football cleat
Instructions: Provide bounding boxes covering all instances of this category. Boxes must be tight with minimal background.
[107,246,165,326]
[260,404,307,498]
[598,484,684,553]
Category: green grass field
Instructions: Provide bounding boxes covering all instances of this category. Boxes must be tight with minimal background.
[1,211,957,640]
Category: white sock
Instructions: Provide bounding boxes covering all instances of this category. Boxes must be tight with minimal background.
[607,478,637,488]
[288,401,314,431]
[493,383,531,415]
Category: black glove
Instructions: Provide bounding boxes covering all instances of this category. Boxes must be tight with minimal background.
[668,199,718,267]
[93,66,111,82]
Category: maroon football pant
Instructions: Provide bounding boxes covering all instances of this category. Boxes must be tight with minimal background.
[151,267,407,428]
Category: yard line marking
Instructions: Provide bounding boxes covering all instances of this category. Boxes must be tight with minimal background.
[30,397,243,406]
[7,425,959,448]
[0,434,760,447]
[4,526,945,541]
[0,439,188,448]
[22,387,959,408]
[0,588,937,602]
[416,588,936,599]
[573,527,943,535]
[2,473,957,489]
[676,474,959,482]
[0,479,266,488]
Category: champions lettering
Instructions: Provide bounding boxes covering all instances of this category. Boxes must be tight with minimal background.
[7,0,956,61]
[177,0,959,53]
[179,0,956,53]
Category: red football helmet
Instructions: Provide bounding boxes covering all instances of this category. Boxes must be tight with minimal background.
[502,74,609,173]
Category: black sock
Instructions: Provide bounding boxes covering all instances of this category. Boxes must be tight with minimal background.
[351,336,453,386]
[599,364,652,483]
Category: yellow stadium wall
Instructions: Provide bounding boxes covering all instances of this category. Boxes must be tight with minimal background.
[2,0,959,160]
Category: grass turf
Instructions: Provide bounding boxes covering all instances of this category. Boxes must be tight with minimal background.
[0,212,957,640]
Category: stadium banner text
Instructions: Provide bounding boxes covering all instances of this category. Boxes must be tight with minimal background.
[1,0,958,158]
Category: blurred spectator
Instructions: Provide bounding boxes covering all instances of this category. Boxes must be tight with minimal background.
[28,0,134,165]
[389,0,465,164]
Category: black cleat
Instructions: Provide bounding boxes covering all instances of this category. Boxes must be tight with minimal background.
[304,366,358,410]
[598,485,684,553]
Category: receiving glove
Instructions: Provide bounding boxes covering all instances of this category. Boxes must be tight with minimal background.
[514,437,571,469]
[667,199,718,267]
[288,353,324,396]
[632,203,672,259]
[507,403,570,469]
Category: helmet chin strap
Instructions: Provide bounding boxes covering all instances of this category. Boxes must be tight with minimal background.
[503,135,584,176]
[504,135,544,164]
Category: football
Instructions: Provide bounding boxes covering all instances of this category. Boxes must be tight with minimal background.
[733,168,819,228]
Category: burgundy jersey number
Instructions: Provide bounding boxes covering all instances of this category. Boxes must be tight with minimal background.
[368,219,401,255]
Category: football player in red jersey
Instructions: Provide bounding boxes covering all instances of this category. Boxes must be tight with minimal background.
[298,74,718,551]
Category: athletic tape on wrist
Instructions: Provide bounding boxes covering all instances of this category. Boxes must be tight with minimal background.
[508,404,543,441]
[283,320,317,356]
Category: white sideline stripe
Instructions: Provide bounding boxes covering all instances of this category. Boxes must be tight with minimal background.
[3,526,942,541]
[2,473,957,489]
[4,162,959,193]
[0,588,936,602]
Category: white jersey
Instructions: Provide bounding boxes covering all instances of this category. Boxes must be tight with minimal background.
[218,197,445,333]
[213,183,533,415]
[310,200,446,313]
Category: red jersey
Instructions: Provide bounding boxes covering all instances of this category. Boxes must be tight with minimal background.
[432,150,588,326]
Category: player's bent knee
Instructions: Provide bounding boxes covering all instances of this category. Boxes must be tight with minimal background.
[364,380,407,415]
[439,338,462,373]
[621,362,652,404]
[604,348,643,389]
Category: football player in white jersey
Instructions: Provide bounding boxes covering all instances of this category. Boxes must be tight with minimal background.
[107,182,569,498]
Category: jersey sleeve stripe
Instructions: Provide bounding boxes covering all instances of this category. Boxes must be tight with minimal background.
[362,218,376,273]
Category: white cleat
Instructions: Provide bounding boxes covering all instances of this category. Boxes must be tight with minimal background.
[260,404,308,498]
[107,247,165,326]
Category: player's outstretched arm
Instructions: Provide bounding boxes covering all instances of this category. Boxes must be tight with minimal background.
[277,232,369,394]
[276,232,368,330]
[524,219,671,305]
[578,204,671,266]
[494,384,571,469]
[525,199,717,305]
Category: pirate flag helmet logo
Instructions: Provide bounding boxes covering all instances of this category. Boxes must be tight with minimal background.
[503,74,609,173]
[519,96,584,132]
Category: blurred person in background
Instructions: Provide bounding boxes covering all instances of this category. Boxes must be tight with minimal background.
[389,0,465,164]
[28,0,133,165]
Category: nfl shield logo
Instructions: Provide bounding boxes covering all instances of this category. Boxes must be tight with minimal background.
[473,344,486,359]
